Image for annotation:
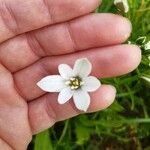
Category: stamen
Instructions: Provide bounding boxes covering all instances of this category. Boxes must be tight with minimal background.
[71,86,76,90]
[66,76,84,90]
[70,77,75,81]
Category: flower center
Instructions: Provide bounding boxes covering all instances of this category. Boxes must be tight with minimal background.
[65,76,84,90]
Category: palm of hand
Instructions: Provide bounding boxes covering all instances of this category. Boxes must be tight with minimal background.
[0,0,141,149]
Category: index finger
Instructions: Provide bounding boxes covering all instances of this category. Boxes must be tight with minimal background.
[0,0,100,43]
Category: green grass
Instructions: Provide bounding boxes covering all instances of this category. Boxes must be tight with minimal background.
[28,0,150,149]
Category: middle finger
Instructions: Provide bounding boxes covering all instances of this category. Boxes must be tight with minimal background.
[14,44,141,101]
[0,14,131,72]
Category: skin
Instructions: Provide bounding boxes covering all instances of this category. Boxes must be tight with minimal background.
[0,0,141,149]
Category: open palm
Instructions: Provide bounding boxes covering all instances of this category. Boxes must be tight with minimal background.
[0,0,141,149]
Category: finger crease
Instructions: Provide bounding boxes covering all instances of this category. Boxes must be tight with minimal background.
[45,96,57,123]
[42,0,54,24]
[65,22,77,53]
[0,1,19,35]
[26,33,46,57]
[0,137,15,150]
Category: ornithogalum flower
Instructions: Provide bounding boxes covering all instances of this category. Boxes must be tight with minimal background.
[145,41,150,50]
[114,0,129,13]
[37,58,101,112]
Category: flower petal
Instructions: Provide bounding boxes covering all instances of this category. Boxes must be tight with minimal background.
[114,0,129,13]
[73,58,92,78]
[37,75,65,92]
[82,76,101,92]
[58,87,73,104]
[58,64,74,79]
[145,41,150,50]
[73,90,90,112]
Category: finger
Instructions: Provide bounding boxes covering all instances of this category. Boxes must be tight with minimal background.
[14,44,141,100]
[0,14,132,72]
[28,85,116,134]
[0,64,32,150]
[0,0,100,43]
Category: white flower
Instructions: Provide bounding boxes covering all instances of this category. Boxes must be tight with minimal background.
[145,41,150,50]
[37,58,101,112]
[114,0,129,13]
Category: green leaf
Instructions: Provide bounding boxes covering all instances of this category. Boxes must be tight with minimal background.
[109,101,125,112]
[34,130,53,150]
[75,123,92,145]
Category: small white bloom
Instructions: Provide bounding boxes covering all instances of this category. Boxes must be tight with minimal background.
[114,0,129,13]
[145,41,150,50]
[37,58,101,112]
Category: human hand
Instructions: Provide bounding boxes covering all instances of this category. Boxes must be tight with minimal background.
[0,0,141,149]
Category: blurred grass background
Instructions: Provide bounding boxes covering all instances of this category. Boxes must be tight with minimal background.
[28,0,150,149]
